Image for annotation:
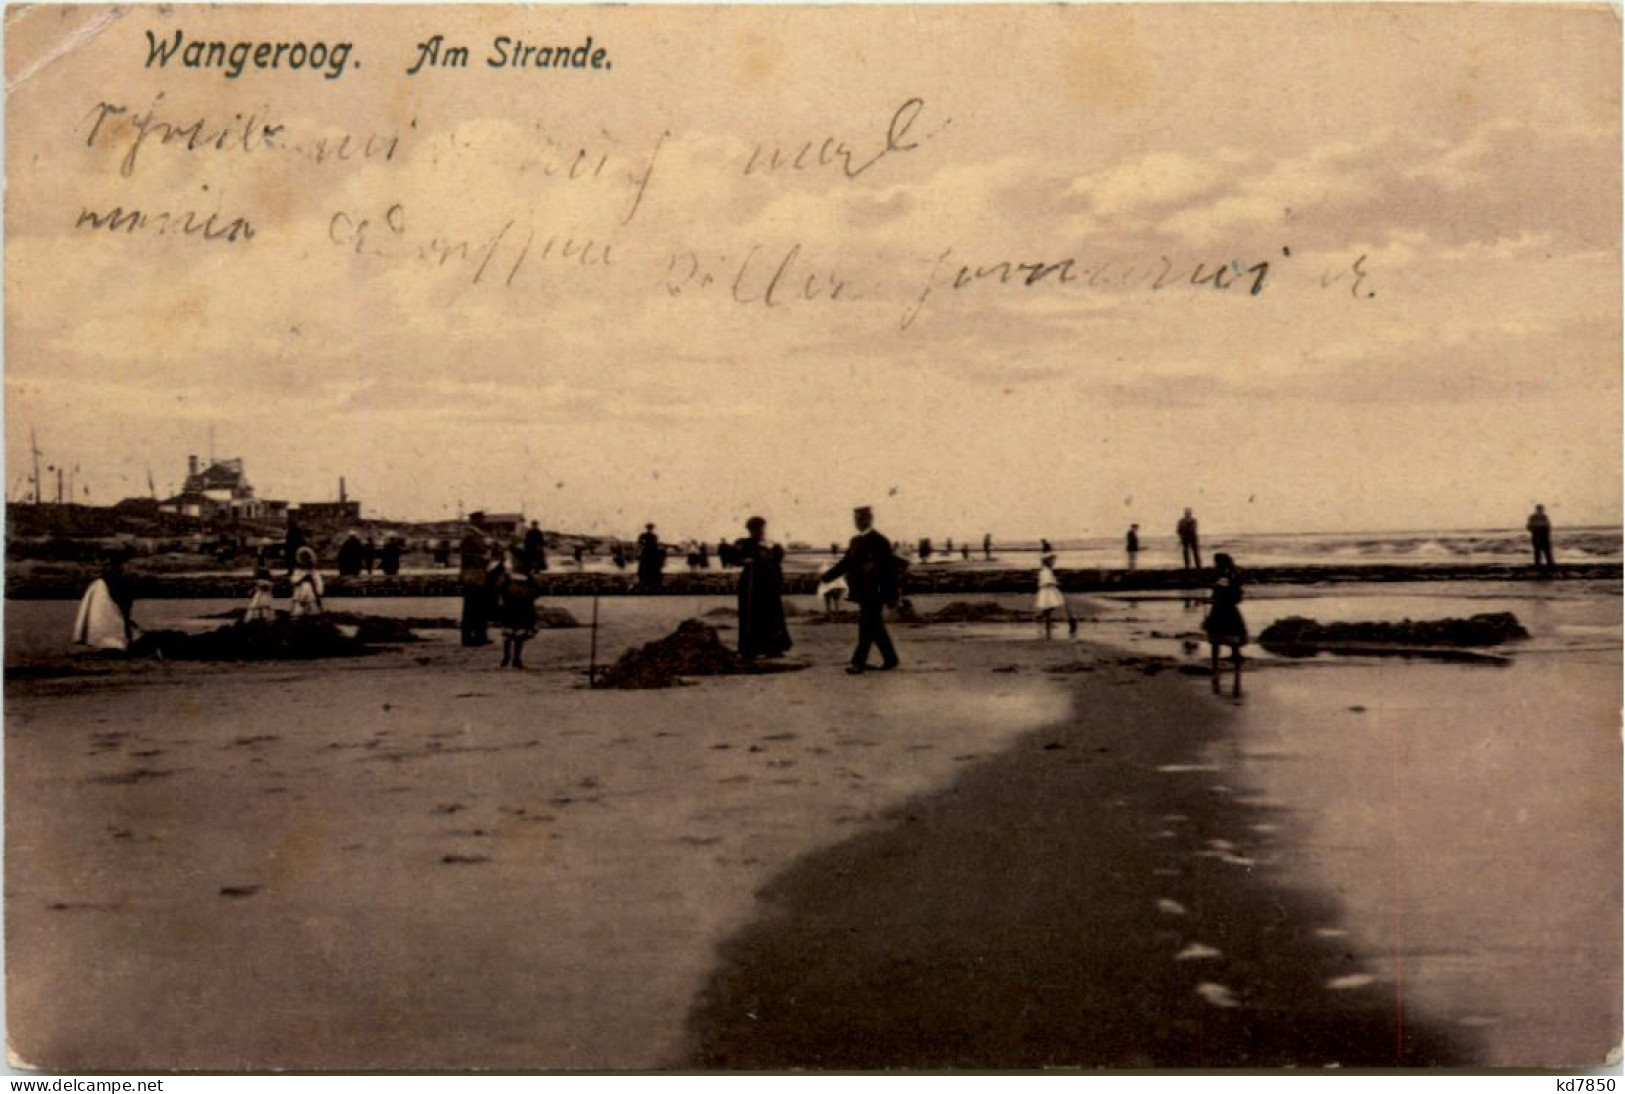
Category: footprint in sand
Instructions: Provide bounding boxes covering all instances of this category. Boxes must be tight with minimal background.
[431,803,466,815]
[1195,983,1241,1008]
[441,854,491,865]
[219,885,263,898]
[1326,973,1377,991]
[1175,942,1223,961]
[1157,898,1188,916]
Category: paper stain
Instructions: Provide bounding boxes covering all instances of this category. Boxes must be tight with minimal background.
[1062,12,1155,113]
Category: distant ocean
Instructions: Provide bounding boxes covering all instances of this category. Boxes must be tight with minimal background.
[794,526,1625,570]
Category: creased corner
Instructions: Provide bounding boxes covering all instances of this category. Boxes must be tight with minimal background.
[6,5,126,96]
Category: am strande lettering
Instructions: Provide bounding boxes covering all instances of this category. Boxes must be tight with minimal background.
[406,34,612,74]
[489,35,611,70]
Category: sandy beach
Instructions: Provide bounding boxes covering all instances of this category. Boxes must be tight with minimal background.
[6,583,1619,1070]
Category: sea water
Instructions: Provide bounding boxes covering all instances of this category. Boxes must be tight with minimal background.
[1094,579,1623,1066]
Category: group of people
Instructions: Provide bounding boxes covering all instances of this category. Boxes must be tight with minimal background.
[71,504,1567,678]
[459,521,550,668]
[1119,509,1200,570]
[335,533,404,578]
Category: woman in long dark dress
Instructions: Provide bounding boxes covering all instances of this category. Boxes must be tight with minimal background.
[1202,552,1248,670]
[734,516,792,659]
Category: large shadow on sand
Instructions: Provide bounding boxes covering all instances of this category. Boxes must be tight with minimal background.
[682,667,1469,1069]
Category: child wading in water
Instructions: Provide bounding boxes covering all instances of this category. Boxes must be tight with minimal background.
[1034,552,1078,639]
[1203,552,1248,674]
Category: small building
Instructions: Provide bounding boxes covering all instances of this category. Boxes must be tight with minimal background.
[470,511,526,538]
[293,477,362,530]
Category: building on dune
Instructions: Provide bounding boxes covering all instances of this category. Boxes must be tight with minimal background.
[159,455,287,522]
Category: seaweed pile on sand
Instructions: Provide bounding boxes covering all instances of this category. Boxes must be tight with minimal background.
[1259,611,1529,659]
[596,619,804,689]
[916,601,1034,625]
[131,617,376,661]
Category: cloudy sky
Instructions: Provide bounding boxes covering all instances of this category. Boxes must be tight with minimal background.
[6,4,1619,544]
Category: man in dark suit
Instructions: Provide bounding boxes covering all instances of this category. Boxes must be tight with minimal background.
[822,506,900,674]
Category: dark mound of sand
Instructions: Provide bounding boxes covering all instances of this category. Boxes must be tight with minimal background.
[1260,612,1529,656]
[596,619,802,689]
[326,611,459,633]
[132,618,373,661]
[703,603,805,620]
[918,601,1032,625]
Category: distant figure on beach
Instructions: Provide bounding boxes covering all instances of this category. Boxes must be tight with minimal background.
[1034,552,1078,639]
[524,521,548,574]
[1178,509,1202,569]
[831,542,841,559]
[733,517,792,659]
[459,526,491,646]
[72,555,136,651]
[1126,524,1141,569]
[290,547,325,618]
[494,547,540,670]
[379,538,402,577]
[572,543,586,568]
[1526,505,1555,570]
[698,541,710,570]
[1040,538,1052,555]
[363,536,378,575]
[245,564,276,624]
[283,520,306,577]
[983,533,993,560]
[961,544,971,561]
[918,537,933,563]
[822,506,901,674]
[1202,552,1247,676]
[637,524,665,590]
[611,542,627,571]
[337,533,365,578]
[432,538,452,568]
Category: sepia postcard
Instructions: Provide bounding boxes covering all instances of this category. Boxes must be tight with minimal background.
[4,2,1621,1073]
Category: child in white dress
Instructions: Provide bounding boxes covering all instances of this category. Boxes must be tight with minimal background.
[245,564,276,623]
[1034,552,1077,639]
[290,547,325,617]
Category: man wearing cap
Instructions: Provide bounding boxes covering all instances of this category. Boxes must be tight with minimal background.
[821,506,901,674]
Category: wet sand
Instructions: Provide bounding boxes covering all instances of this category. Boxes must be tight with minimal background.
[4,593,1610,1069]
